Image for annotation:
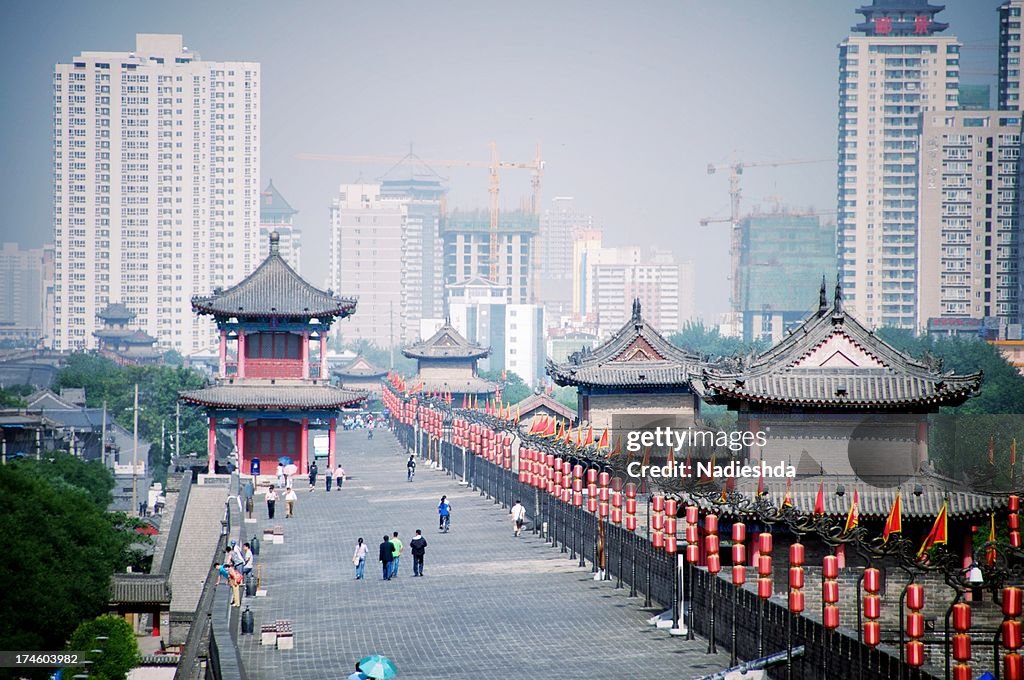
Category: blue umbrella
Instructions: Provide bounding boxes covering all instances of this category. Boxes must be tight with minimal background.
[277,456,293,466]
[358,655,397,680]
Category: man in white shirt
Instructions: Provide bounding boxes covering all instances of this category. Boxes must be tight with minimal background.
[511,500,527,537]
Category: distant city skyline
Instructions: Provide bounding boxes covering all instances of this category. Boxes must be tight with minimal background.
[0,1,1002,319]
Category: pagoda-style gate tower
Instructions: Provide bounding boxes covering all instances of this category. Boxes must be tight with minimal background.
[402,322,496,405]
[180,232,365,475]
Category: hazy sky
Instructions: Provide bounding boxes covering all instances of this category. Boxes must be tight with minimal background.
[0,1,1003,317]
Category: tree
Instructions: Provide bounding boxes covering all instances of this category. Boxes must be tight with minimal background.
[66,615,140,680]
[668,320,767,360]
[552,386,578,412]
[16,453,115,509]
[0,463,138,676]
[479,369,532,405]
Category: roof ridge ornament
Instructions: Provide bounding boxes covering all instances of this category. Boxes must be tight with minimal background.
[833,279,844,318]
[631,298,642,327]
[818,275,828,317]
[269,230,280,256]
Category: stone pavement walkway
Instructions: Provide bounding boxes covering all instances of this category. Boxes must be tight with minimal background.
[237,430,731,680]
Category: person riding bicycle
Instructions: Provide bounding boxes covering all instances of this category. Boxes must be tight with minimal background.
[407,455,416,482]
[438,495,451,531]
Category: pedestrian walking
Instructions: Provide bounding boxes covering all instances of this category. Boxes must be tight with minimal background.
[308,461,318,492]
[438,495,451,532]
[243,479,255,519]
[335,465,345,490]
[326,467,333,492]
[285,486,297,518]
[379,535,393,580]
[410,530,427,576]
[406,454,416,482]
[390,531,403,578]
[352,537,368,580]
[511,499,527,537]
[275,463,285,490]
[266,485,278,520]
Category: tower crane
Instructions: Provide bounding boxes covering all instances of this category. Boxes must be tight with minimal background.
[296,144,544,285]
[699,157,834,315]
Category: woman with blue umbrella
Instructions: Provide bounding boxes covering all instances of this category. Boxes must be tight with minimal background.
[356,655,397,679]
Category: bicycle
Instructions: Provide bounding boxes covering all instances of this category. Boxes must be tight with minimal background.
[407,467,415,482]
[439,514,450,533]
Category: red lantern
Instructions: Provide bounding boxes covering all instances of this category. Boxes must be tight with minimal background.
[952,602,971,632]
[652,531,664,549]
[554,470,563,486]
[664,517,677,535]
[624,482,637,498]
[573,491,583,507]
[789,543,805,566]
[906,640,925,667]
[685,526,698,544]
[705,534,720,555]
[1005,620,1024,650]
[863,594,880,620]
[757,577,772,599]
[561,488,571,503]
[705,514,719,534]
[685,505,698,523]
[789,567,804,589]
[625,516,637,531]
[611,492,623,508]
[952,634,971,662]
[732,544,746,564]
[1012,513,1020,530]
[863,621,881,647]
[611,507,622,524]
[758,555,772,576]
[707,553,721,574]
[651,494,664,512]
[562,460,571,476]
[1006,652,1024,680]
[906,612,925,639]
[599,487,610,502]
[863,567,881,594]
[1003,585,1019,618]
[587,496,598,513]
[598,471,610,487]
[573,478,583,493]
[732,523,746,542]
[686,544,699,563]
[599,502,609,518]
[1013,531,1022,548]
[823,605,840,630]
[732,565,746,585]
[664,498,678,516]
[906,583,925,611]
[953,666,971,680]
[651,514,664,531]
[823,580,839,604]
[789,589,805,613]
[758,533,773,554]
[1012,495,1020,512]
[665,536,677,554]
[625,498,637,514]
[823,555,838,579]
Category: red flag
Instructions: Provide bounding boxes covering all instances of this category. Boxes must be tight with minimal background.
[720,475,735,502]
[813,481,825,515]
[917,501,949,558]
[882,492,902,543]
[987,512,997,567]
[598,428,610,449]
[843,490,859,534]
[584,426,594,446]
[782,478,793,508]
[756,470,766,497]
[607,436,622,458]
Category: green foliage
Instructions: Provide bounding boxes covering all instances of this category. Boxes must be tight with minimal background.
[0,386,29,408]
[66,615,140,680]
[16,452,115,509]
[479,368,532,405]
[0,463,138,674]
[668,321,767,360]
[53,353,209,458]
[551,386,578,412]
[343,339,416,376]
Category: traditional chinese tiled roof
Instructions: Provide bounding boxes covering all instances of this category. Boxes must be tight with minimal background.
[192,232,357,319]
[415,377,496,395]
[547,299,703,388]
[515,392,575,422]
[97,302,136,323]
[110,573,172,606]
[403,322,490,360]
[179,382,365,410]
[691,281,982,409]
[335,356,387,378]
[122,330,158,345]
[700,473,1004,521]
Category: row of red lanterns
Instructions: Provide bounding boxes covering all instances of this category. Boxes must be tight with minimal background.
[788,542,805,614]
[950,601,972,680]
[904,581,925,666]
[822,554,839,630]
[1004,587,1024,680]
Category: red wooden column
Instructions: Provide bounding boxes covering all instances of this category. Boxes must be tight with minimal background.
[749,417,761,462]
[300,417,309,473]
[207,418,217,474]
[238,332,247,378]
[301,331,310,379]
[237,418,246,477]
[319,333,328,379]
[218,331,227,378]
[328,417,337,470]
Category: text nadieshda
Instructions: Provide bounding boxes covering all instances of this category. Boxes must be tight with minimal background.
[625,426,768,454]
[626,459,796,480]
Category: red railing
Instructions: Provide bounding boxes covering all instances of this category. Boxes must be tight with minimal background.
[245,358,304,379]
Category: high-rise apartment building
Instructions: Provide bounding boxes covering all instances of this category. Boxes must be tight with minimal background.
[836,1,959,329]
[918,111,1023,324]
[737,212,837,343]
[1000,0,1024,110]
[0,243,50,338]
[52,34,260,353]
[537,197,591,319]
[328,183,404,347]
[381,178,445,328]
[442,210,538,305]
[259,180,301,273]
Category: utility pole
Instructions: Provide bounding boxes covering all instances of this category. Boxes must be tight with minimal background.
[132,383,139,516]
[175,400,180,460]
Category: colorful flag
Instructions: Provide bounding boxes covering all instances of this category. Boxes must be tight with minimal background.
[917,501,949,559]
[756,470,766,497]
[987,512,997,567]
[607,436,623,459]
[782,477,793,508]
[882,492,902,543]
[598,428,610,449]
[843,490,859,533]
[584,426,594,446]
[813,481,825,515]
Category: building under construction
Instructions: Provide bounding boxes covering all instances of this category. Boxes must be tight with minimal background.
[737,210,836,344]
[442,209,540,305]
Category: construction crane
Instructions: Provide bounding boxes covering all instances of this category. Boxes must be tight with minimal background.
[700,157,833,315]
[296,144,544,284]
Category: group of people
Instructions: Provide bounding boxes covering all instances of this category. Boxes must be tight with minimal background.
[265,463,347,519]
[351,530,428,580]
[215,540,256,607]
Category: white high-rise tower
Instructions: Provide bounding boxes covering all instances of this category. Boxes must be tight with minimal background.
[52,34,260,353]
